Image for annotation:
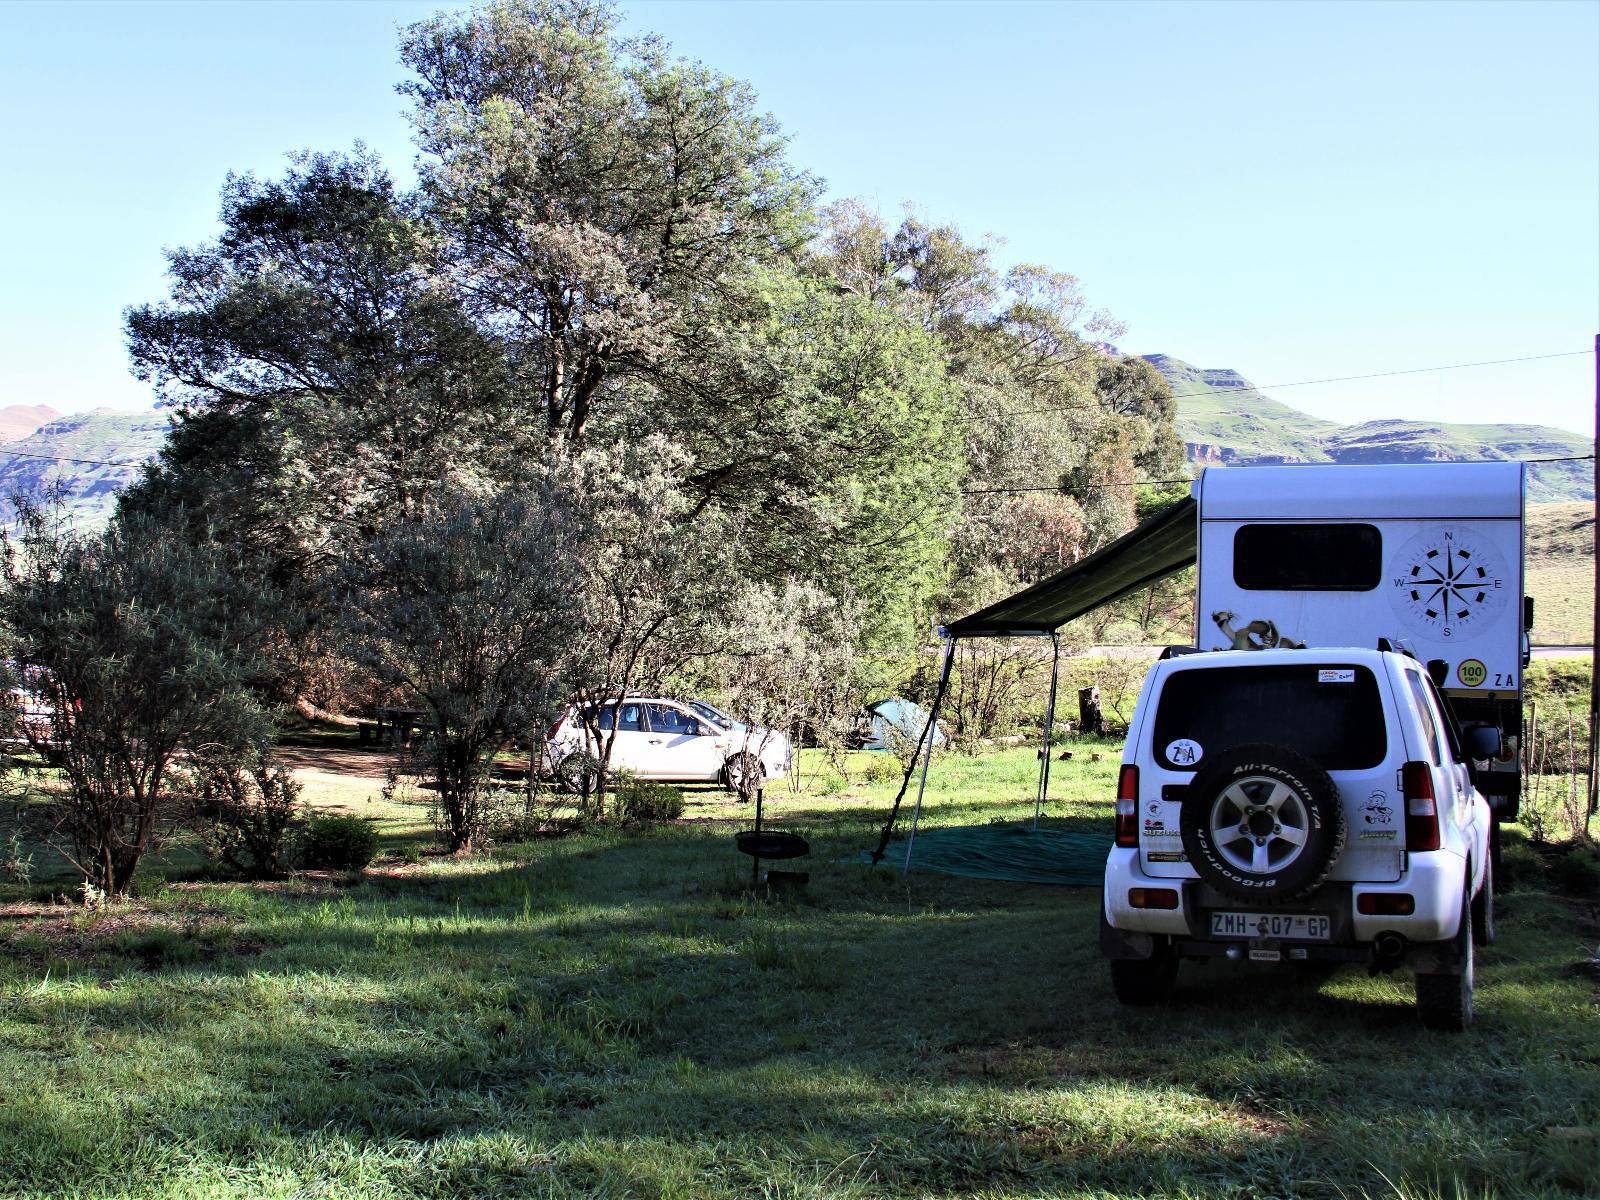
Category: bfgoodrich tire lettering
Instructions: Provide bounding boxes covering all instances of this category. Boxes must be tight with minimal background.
[1179,744,1346,903]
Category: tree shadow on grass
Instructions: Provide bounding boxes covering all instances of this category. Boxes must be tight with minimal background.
[2,827,1590,1198]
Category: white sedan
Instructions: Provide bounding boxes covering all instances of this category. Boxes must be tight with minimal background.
[546,698,792,792]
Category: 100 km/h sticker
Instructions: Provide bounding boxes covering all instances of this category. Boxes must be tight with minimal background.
[1457,659,1488,687]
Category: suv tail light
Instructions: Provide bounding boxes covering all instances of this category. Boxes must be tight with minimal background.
[1115,765,1139,847]
[545,710,568,741]
[1402,761,1440,851]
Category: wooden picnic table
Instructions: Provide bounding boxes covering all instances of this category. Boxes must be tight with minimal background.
[371,706,428,746]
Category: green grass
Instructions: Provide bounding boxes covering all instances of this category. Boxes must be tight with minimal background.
[1526,503,1595,643]
[1,744,1597,1199]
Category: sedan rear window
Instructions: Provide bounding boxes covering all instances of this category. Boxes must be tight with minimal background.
[1152,664,1387,771]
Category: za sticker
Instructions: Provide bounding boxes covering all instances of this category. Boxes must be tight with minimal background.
[1166,739,1203,766]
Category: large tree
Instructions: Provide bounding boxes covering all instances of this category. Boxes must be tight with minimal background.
[124,150,521,559]
[338,478,586,852]
[400,0,816,444]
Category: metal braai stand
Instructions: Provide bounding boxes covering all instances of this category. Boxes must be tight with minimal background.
[734,783,809,892]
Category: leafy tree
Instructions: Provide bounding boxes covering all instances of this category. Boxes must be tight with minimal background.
[555,436,737,816]
[1,505,279,896]
[124,150,522,561]
[637,270,960,648]
[716,579,864,794]
[337,478,586,853]
[400,0,816,444]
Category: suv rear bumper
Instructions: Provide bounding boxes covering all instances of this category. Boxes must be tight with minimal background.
[1103,846,1467,950]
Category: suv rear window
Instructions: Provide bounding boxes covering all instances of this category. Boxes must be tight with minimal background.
[1152,663,1387,770]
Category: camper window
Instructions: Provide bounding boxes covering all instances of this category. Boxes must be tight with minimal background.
[1233,523,1382,591]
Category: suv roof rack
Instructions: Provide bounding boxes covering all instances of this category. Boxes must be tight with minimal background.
[1158,645,1203,660]
[1376,637,1419,660]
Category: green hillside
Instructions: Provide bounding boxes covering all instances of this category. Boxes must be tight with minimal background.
[1526,501,1594,643]
[1146,354,1592,502]
[0,409,168,526]
[1144,353,1339,462]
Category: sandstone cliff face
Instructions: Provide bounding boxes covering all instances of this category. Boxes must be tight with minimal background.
[0,404,62,444]
[0,409,167,526]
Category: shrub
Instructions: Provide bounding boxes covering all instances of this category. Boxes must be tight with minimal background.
[1,828,34,885]
[300,815,380,871]
[1553,846,1600,898]
[615,779,685,825]
[183,748,303,880]
[862,755,901,785]
[1497,841,1545,892]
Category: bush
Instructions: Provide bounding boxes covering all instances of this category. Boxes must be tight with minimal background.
[615,779,685,825]
[183,749,303,880]
[1553,846,1600,898]
[862,755,901,785]
[300,815,380,871]
[1497,841,1545,892]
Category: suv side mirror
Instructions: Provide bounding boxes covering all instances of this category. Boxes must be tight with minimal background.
[1464,725,1502,761]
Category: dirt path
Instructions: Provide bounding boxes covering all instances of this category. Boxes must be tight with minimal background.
[274,744,398,783]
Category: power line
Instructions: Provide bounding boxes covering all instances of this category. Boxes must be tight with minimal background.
[1166,349,1589,399]
[0,445,155,469]
[0,346,1588,473]
[962,454,1598,496]
[953,348,1592,426]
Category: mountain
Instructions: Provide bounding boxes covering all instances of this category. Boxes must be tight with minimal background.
[1145,354,1592,502]
[0,409,168,526]
[0,404,63,444]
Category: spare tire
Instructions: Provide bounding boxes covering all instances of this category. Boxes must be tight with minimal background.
[1179,744,1345,903]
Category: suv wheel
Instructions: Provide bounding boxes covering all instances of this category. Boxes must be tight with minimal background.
[1180,745,1345,903]
[1109,939,1178,1006]
[1416,884,1475,1032]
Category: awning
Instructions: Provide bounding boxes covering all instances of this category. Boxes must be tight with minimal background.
[944,496,1197,638]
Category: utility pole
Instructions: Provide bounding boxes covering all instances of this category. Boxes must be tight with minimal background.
[1590,333,1599,832]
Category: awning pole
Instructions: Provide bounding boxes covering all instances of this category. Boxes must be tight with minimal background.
[1034,632,1062,829]
[904,635,957,873]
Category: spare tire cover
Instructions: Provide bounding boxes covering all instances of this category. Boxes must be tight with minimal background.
[1179,744,1346,903]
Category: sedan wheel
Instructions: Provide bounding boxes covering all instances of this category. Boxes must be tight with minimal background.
[724,753,762,795]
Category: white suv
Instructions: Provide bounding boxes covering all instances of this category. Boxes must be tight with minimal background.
[545,698,793,793]
[1102,647,1497,1031]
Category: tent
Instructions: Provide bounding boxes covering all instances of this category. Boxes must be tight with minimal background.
[859,698,947,752]
[871,496,1199,867]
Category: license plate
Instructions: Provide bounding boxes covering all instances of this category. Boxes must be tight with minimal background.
[1210,911,1331,940]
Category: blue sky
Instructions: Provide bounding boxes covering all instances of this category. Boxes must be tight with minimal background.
[3,0,1596,433]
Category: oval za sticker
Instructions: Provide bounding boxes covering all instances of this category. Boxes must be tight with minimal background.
[1166,739,1203,766]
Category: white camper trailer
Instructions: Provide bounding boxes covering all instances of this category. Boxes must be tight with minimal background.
[1191,460,1526,816]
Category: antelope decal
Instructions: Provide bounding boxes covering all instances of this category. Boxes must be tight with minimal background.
[1212,609,1305,651]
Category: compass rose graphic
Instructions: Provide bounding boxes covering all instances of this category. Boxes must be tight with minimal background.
[1389,527,1507,640]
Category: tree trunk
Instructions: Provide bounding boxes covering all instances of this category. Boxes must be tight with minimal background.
[1078,686,1103,737]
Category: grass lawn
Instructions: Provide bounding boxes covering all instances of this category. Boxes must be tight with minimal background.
[1525,501,1594,644]
[1,740,1597,1199]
